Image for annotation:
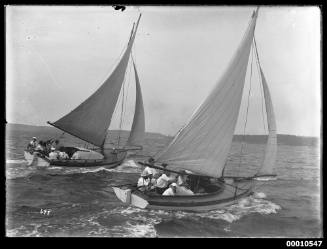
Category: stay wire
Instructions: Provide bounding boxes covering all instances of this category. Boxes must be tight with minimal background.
[117,74,126,147]
[237,43,254,176]
[253,37,267,134]
[122,57,133,127]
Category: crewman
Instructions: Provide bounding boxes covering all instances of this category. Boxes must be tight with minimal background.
[71,151,80,160]
[154,171,172,194]
[137,172,156,191]
[51,140,60,150]
[48,147,58,160]
[58,151,69,160]
[162,183,177,196]
[35,141,45,152]
[45,140,53,154]
[142,165,158,178]
[176,184,194,195]
[27,137,38,150]
[177,170,189,186]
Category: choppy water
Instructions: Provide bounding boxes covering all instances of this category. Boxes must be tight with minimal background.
[6,130,322,237]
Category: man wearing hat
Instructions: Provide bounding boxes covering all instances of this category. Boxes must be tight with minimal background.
[48,147,59,160]
[27,137,38,150]
[137,171,156,191]
[162,183,177,196]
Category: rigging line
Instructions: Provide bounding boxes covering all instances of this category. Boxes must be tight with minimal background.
[253,40,268,170]
[122,57,133,126]
[257,57,267,134]
[124,59,133,123]
[83,36,131,149]
[253,38,267,134]
[98,34,130,87]
[104,72,126,147]
[117,76,125,147]
[237,43,255,176]
[117,56,132,147]
[119,58,132,148]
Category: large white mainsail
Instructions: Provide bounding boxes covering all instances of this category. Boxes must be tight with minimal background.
[49,14,142,148]
[154,10,259,178]
[257,66,277,175]
[126,59,145,147]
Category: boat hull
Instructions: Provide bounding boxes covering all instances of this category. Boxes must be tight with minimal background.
[113,181,253,212]
[24,150,126,168]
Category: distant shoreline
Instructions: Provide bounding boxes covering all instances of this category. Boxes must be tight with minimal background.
[6,122,319,147]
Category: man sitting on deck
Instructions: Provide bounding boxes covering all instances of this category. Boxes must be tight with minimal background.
[48,147,59,160]
[71,151,80,160]
[51,140,60,150]
[162,183,177,196]
[154,171,174,194]
[35,141,46,153]
[27,137,38,151]
[137,172,156,192]
[58,151,69,160]
[142,165,158,178]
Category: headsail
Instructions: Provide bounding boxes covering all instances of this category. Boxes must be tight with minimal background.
[257,66,277,175]
[49,14,142,148]
[154,10,259,178]
[126,59,145,146]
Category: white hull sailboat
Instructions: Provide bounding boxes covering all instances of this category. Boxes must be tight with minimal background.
[24,14,146,168]
[113,8,278,211]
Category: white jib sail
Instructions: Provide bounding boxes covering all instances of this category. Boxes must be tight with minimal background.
[258,67,277,175]
[154,10,259,178]
[126,60,145,147]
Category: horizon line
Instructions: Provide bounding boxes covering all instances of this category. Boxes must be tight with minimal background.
[6,122,320,139]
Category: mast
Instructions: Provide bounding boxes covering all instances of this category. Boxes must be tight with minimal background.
[48,13,142,149]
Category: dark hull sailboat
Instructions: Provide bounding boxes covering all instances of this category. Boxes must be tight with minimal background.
[113,8,278,211]
[24,14,145,168]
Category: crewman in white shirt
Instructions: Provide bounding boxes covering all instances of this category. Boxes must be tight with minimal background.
[71,151,80,160]
[176,185,194,195]
[48,147,58,160]
[142,166,157,177]
[155,172,172,194]
[137,172,156,191]
[58,151,69,159]
[162,183,177,196]
[35,141,45,152]
[27,137,38,150]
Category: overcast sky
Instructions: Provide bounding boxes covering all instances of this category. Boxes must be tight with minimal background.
[6,6,321,137]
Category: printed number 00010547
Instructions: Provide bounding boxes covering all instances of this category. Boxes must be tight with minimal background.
[286,241,322,247]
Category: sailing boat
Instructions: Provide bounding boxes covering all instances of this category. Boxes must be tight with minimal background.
[113,8,278,211]
[24,14,145,168]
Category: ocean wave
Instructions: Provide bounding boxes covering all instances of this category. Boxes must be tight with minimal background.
[7,224,43,237]
[169,192,281,223]
[72,207,160,237]
[120,220,158,237]
[110,160,141,174]
[253,192,266,199]
[37,159,141,175]
[6,159,27,164]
